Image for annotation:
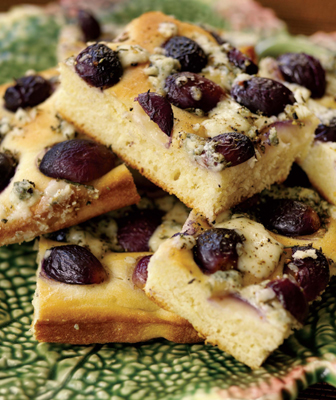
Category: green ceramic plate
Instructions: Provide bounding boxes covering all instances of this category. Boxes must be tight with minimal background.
[1,3,336,400]
[1,243,336,400]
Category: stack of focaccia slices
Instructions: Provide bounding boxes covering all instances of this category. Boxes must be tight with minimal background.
[3,9,335,370]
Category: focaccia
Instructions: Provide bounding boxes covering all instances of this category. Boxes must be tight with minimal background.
[56,11,318,220]
[144,203,332,369]
[32,236,200,345]
[0,72,140,245]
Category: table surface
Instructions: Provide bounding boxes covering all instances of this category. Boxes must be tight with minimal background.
[0,1,336,399]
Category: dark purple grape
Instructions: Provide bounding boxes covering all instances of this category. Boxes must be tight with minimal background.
[163,36,207,73]
[135,92,174,136]
[75,43,123,89]
[193,228,243,274]
[41,245,107,284]
[262,199,321,237]
[4,75,52,112]
[231,77,295,117]
[165,72,225,112]
[314,119,336,142]
[209,132,255,167]
[284,246,330,302]
[267,278,308,323]
[227,48,258,75]
[277,53,326,99]
[0,152,16,192]
[78,9,101,42]
[132,255,152,289]
[39,139,115,183]
[117,209,163,252]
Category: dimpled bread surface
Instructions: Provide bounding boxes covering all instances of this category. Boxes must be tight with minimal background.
[0,74,140,245]
[57,11,318,221]
[32,238,201,344]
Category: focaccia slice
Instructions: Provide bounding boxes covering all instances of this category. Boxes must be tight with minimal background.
[0,74,139,245]
[144,206,332,369]
[57,11,318,221]
[32,236,200,345]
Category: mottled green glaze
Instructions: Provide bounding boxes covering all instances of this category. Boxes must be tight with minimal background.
[0,11,62,84]
[1,243,336,400]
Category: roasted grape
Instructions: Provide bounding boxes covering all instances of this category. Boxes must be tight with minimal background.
[262,199,321,237]
[132,255,152,289]
[267,278,308,323]
[210,132,255,167]
[194,228,243,274]
[231,77,295,117]
[41,245,107,284]
[0,152,16,192]
[39,139,115,183]
[277,52,326,99]
[284,246,330,302]
[75,43,123,89]
[4,75,52,112]
[165,72,225,112]
[135,92,174,136]
[117,209,163,252]
[163,36,207,72]
[314,119,336,142]
[78,9,101,42]
[227,48,258,75]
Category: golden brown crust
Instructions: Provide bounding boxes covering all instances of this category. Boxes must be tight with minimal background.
[32,240,202,344]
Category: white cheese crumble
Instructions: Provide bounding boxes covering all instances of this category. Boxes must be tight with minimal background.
[7,180,41,221]
[15,107,37,124]
[216,217,284,279]
[144,54,181,95]
[158,22,178,38]
[293,248,317,260]
[0,117,11,135]
[74,324,79,330]
[117,45,149,68]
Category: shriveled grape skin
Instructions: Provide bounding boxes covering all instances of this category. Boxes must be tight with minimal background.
[210,132,255,167]
[314,120,336,142]
[75,43,123,89]
[132,255,152,289]
[262,199,321,237]
[193,228,243,274]
[284,246,330,302]
[227,48,258,75]
[277,52,326,99]
[231,77,295,117]
[0,153,16,192]
[4,75,52,112]
[39,139,115,183]
[135,92,174,136]
[117,209,163,252]
[163,36,207,73]
[165,72,225,113]
[267,278,308,323]
[78,9,101,42]
[41,245,107,284]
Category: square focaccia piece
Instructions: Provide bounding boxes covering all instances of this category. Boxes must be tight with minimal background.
[259,56,336,206]
[32,237,201,345]
[57,11,319,221]
[144,206,332,369]
[0,72,140,246]
[298,97,336,205]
